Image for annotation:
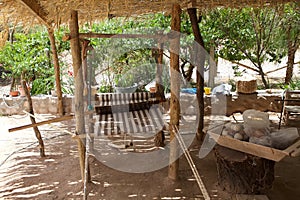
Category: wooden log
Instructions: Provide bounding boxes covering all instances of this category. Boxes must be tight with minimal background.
[9,115,74,132]
[214,145,275,194]
[63,32,168,41]
[48,28,64,116]
[168,3,181,181]
[21,80,46,157]
[70,10,89,182]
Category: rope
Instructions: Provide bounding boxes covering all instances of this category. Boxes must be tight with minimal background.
[172,125,211,200]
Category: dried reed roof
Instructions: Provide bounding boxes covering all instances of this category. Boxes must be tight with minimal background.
[0,0,297,29]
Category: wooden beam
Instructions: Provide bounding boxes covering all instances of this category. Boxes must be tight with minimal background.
[63,32,169,42]
[9,115,74,132]
[168,3,181,181]
[16,0,51,27]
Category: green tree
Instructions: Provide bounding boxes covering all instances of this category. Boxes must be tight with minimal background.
[279,3,300,84]
[0,29,53,94]
[201,7,284,88]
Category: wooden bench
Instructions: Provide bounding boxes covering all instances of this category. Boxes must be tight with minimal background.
[279,90,300,128]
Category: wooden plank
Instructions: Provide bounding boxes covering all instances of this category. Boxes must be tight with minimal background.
[236,194,269,200]
[9,115,74,132]
[208,132,287,162]
[283,139,300,157]
[67,33,169,41]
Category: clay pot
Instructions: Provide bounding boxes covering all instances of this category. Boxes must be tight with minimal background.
[10,91,19,97]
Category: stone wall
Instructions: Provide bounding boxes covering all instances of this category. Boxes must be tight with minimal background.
[180,91,283,116]
[0,91,284,116]
[0,95,74,115]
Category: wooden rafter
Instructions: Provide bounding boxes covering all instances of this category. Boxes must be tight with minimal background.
[63,32,169,42]
[16,0,51,27]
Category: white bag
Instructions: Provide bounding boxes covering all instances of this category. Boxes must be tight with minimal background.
[243,109,270,129]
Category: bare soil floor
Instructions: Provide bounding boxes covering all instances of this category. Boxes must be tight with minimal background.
[0,114,300,200]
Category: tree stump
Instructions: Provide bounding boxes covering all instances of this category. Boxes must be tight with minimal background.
[214,145,275,194]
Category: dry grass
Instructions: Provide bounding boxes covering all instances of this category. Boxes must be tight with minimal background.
[0,0,295,29]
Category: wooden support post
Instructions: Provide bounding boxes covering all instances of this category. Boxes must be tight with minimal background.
[208,45,216,88]
[69,10,88,182]
[168,3,181,181]
[48,28,64,116]
[154,40,165,102]
[187,8,205,141]
[21,80,45,157]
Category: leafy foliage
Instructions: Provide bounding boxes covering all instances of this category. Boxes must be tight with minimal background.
[200,7,293,88]
[0,27,70,94]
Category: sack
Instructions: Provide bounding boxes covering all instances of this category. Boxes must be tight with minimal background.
[270,128,299,150]
[249,136,272,147]
[243,109,270,129]
[243,109,271,141]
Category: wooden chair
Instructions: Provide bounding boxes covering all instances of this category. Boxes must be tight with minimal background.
[279,90,300,128]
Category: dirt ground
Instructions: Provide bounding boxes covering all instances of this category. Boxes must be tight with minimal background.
[0,114,300,200]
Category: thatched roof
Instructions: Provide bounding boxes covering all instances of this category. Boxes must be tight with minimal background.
[0,0,296,29]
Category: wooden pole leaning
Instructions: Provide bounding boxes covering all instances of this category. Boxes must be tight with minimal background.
[9,114,74,132]
[21,80,46,157]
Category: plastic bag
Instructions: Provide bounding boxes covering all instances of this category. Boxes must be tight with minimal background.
[212,84,232,95]
[243,109,270,129]
[244,127,271,138]
[270,128,299,150]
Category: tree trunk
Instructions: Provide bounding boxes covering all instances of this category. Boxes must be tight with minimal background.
[154,41,166,102]
[258,65,269,89]
[168,3,181,181]
[48,28,64,116]
[10,77,15,92]
[187,8,205,141]
[214,145,275,194]
[285,26,298,84]
[69,10,89,182]
[21,80,46,157]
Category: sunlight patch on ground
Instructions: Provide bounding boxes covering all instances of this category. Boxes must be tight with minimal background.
[161,197,185,199]
[103,181,111,187]
[14,189,54,198]
[68,180,80,185]
[128,194,138,198]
